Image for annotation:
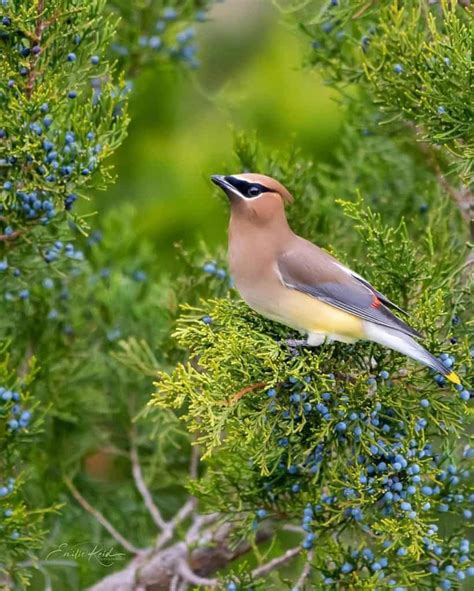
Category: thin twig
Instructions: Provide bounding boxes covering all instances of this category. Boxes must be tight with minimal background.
[26,0,46,98]
[174,498,197,525]
[64,477,144,556]
[130,438,167,530]
[170,575,181,591]
[352,0,375,20]
[0,230,22,242]
[282,524,306,535]
[189,443,200,480]
[185,514,221,544]
[228,381,266,405]
[155,497,198,550]
[295,550,313,588]
[252,546,301,578]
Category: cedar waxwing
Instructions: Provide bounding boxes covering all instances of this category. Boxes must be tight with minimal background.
[211,173,460,384]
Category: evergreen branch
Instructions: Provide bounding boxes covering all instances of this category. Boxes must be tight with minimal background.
[130,436,167,531]
[411,124,474,229]
[228,381,267,405]
[25,0,46,99]
[64,477,144,556]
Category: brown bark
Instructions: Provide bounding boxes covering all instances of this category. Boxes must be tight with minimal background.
[87,523,273,591]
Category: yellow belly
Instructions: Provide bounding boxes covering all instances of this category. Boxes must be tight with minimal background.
[247,287,364,339]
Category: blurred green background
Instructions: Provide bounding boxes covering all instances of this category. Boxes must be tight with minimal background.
[86,0,341,268]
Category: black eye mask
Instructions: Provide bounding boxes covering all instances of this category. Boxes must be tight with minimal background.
[224,176,272,199]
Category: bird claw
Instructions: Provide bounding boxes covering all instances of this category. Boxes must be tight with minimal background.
[285,339,309,348]
[275,338,309,356]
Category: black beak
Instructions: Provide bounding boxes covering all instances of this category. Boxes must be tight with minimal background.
[211,175,237,199]
[211,175,226,189]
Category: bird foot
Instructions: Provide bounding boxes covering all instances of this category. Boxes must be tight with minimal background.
[285,339,310,348]
[276,338,311,356]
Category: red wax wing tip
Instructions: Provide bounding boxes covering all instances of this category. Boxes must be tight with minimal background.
[371,296,382,308]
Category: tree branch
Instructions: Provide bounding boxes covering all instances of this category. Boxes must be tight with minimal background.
[409,123,473,235]
[294,550,313,588]
[176,559,218,588]
[64,477,144,556]
[87,522,274,591]
[228,381,266,405]
[189,443,200,480]
[130,439,167,531]
[153,444,201,550]
[154,498,197,551]
[251,545,301,579]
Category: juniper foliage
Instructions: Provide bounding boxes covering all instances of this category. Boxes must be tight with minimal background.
[152,1,474,589]
[0,0,214,588]
[0,1,472,590]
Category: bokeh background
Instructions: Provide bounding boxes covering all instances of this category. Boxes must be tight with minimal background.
[86,0,341,268]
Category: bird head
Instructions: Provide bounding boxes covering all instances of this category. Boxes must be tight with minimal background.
[211,173,293,225]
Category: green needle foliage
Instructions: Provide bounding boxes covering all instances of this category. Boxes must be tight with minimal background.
[0,1,472,590]
[151,1,474,589]
[304,0,473,180]
[0,0,216,588]
[154,198,472,589]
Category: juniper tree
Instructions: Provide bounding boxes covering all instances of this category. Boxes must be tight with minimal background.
[152,1,474,590]
[0,1,472,591]
[0,1,215,588]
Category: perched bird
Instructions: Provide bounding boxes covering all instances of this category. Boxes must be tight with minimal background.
[211,172,460,384]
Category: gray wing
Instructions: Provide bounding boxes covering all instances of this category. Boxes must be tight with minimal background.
[349,270,410,317]
[278,245,421,339]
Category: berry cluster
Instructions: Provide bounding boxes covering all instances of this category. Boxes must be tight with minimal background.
[0,0,128,298]
[43,240,84,264]
[200,261,234,323]
[203,260,228,280]
[0,387,32,432]
[206,359,471,588]
[113,4,216,70]
[2,121,103,218]
[15,190,56,222]
[1,237,84,304]
[0,477,15,498]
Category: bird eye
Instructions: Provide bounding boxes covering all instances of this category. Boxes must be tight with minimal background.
[247,186,261,197]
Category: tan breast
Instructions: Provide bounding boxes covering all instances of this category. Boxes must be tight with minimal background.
[228,216,364,339]
[232,260,363,338]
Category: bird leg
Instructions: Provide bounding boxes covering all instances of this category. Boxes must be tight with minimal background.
[285,338,311,348]
[282,334,329,353]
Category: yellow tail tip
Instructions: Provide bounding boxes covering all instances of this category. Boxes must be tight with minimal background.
[446,371,461,385]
